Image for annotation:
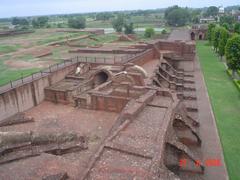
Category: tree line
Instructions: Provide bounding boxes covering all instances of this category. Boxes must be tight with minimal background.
[208,22,240,77]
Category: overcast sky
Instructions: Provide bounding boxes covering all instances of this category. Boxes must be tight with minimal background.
[0,0,239,18]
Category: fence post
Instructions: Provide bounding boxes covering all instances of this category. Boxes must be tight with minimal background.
[32,73,34,80]
[49,66,52,73]
[10,80,13,88]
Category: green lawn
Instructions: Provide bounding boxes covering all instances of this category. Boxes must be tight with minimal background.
[197,41,240,180]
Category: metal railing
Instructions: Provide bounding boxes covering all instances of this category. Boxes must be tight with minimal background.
[0,52,144,94]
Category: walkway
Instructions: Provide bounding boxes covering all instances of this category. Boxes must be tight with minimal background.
[168,30,229,180]
[197,41,240,179]
[168,29,191,41]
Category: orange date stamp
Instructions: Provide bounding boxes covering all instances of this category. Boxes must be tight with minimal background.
[179,159,222,167]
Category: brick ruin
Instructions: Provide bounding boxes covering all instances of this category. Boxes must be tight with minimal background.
[190,25,208,41]
[0,38,208,179]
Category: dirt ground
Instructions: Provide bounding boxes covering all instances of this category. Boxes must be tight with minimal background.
[0,101,118,174]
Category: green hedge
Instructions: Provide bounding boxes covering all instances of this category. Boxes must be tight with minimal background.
[238,70,240,76]
[233,79,240,91]
[227,69,232,76]
[226,69,240,92]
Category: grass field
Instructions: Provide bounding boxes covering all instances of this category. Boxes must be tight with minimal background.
[196,41,240,180]
[0,44,21,54]
[0,55,39,86]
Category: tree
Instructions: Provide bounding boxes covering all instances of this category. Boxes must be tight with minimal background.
[32,16,49,28]
[225,35,240,78]
[220,16,235,27]
[164,5,179,18]
[218,27,229,58]
[165,6,189,26]
[207,23,216,43]
[68,17,86,29]
[212,27,221,51]
[124,22,134,34]
[222,23,230,30]
[96,13,113,21]
[204,6,218,17]
[112,15,125,32]
[144,28,155,38]
[190,9,201,23]
[234,23,240,34]
[12,17,29,26]
[37,16,49,27]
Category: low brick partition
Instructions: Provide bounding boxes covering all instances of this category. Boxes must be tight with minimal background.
[0,30,34,37]
[69,48,143,54]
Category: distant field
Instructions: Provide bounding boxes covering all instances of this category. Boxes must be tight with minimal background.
[0,29,88,49]
[0,29,89,86]
[0,25,168,87]
[0,55,39,86]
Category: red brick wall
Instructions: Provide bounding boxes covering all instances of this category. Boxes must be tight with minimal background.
[0,63,78,121]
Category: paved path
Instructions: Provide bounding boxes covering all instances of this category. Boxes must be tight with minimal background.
[168,29,191,41]
[169,29,229,180]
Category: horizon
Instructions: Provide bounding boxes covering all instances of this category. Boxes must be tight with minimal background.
[0,0,239,18]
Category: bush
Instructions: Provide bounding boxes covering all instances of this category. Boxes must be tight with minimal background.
[226,69,240,92]
[144,28,155,38]
[162,29,167,34]
[227,69,232,77]
[233,79,240,92]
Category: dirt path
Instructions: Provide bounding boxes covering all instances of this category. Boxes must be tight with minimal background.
[168,29,191,41]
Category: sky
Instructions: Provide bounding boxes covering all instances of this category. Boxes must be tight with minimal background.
[0,0,239,18]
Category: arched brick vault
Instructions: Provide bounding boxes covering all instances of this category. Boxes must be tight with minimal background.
[112,72,136,86]
[90,69,113,87]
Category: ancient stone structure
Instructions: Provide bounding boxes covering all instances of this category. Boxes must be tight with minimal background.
[190,25,208,41]
[0,33,226,179]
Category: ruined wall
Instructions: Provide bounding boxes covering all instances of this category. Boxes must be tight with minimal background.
[157,40,195,61]
[91,95,129,112]
[0,64,77,121]
[127,49,155,66]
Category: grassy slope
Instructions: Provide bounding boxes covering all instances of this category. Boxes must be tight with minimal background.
[196,41,240,180]
[0,44,21,54]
